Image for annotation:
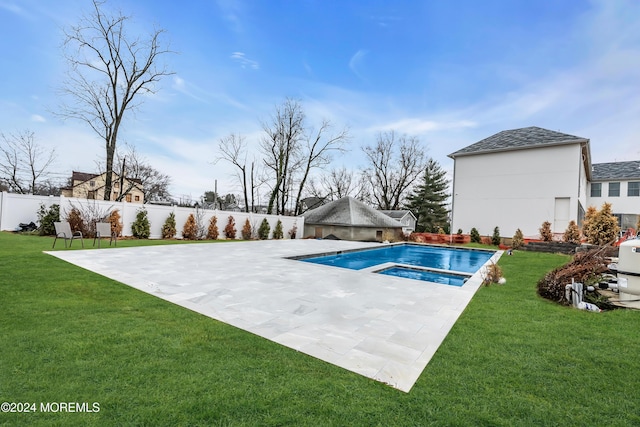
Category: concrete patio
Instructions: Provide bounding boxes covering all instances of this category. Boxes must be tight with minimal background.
[47,240,500,392]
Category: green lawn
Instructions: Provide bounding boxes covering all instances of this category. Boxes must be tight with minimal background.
[1,232,639,426]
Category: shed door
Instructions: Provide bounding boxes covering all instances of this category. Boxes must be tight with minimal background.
[554,197,570,233]
[314,227,323,238]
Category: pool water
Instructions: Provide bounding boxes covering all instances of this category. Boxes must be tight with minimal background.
[377,267,468,287]
[297,243,495,286]
[300,244,493,273]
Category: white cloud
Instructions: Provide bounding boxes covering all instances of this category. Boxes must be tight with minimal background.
[230,52,259,70]
[371,119,477,134]
[30,114,46,123]
[348,49,368,81]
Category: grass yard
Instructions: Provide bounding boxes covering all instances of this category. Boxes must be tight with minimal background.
[1,232,639,426]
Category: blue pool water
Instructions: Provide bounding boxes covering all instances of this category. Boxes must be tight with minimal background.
[300,244,493,274]
[378,267,467,287]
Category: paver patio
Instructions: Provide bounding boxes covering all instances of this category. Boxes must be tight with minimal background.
[47,240,500,392]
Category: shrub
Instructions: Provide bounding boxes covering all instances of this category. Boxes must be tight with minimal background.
[511,228,524,249]
[491,226,501,246]
[563,220,581,244]
[108,209,123,237]
[66,208,86,235]
[437,227,445,235]
[288,223,297,239]
[537,249,608,305]
[241,218,252,240]
[224,216,236,239]
[470,227,481,243]
[182,214,198,240]
[37,203,59,236]
[456,228,463,236]
[586,202,620,245]
[582,206,597,241]
[482,261,504,286]
[131,208,150,239]
[273,220,284,239]
[539,221,553,242]
[207,216,219,240]
[161,212,177,239]
[258,218,271,240]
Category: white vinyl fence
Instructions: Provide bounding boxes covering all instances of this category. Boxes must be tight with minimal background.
[0,192,304,240]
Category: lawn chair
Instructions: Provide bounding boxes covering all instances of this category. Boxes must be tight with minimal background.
[53,222,84,249]
[94,222,116,247]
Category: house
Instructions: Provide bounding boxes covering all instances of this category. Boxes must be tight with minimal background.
[300,196,326,213]
[302,196,404,241]
[379,210,417,234]
[61,171,144,204]
[589,161,640,230]
[448,126,640,238]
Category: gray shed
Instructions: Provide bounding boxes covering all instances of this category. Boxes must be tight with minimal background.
[302,196,404,241]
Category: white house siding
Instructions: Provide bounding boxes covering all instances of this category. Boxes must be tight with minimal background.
[451,144,584,237]
[588,180,640,229]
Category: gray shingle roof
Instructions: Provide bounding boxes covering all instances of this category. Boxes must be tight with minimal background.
[448,126,589,158]
[379,210,415,221]
[303,197,403,228]
[591,161,640,181]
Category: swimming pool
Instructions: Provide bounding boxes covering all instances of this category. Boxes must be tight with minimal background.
[294,243,495,286]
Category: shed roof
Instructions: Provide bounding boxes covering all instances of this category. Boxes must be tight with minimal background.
[448,126,589,158]
[591,161,640,181]
[303,197,403,228]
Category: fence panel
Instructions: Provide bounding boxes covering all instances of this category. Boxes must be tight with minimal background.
[0,192,304,239]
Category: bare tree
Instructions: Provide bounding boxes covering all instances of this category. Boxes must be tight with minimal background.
[0,130,57,194]
[216,133,263,213]
[260,98,306,214]
[292,120,349,215]
[307,167,370,206]
[361,131,426,209]
[58,0,173,201]
[114,145,171,202]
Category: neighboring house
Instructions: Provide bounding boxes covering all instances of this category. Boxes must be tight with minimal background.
[300,196,326,213]
[589,161,640,230]
[379,210,417,234]
[61,171,144,204]
[448,126,640,238]
[302,196,404,241]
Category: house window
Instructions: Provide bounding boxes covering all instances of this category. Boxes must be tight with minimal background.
[89,180,95,188]
[87,191,95,200]
[114,182,119,189]
[629,182,640,197]
[608,182,620,197]
[113,192,119,199]
[135,195,140,202]
[590,183,601,197]
[126,194,132,202]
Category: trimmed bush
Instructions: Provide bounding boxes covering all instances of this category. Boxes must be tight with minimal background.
[224,216,236,239]
[182,214,198,240]
[273,220,284,239]
[131,208,150,239]
[539,221,553,242]
[512,228,524,249]
[582,206,597,241]
[258,218,270,240]
[585,202,620,245]
[161,212,177,239]
[470,227,481,243]
[108,209,123,237]
[288,224,297,239]
[563,220,580,244]
[207,216,219,240]
[37,203,59,236]
[66,208,86,235]
[491,226,501,246]
[241,218,252,240]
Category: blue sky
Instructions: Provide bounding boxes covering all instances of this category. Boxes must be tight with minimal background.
[1,0,639,201]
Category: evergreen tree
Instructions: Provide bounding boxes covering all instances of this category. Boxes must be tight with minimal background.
[404,158,449,232]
